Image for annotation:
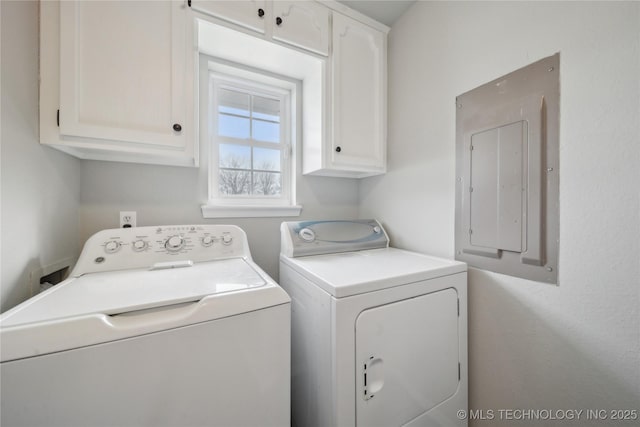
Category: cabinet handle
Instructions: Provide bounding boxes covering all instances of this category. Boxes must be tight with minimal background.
[257,8,264,18]
[276,16,283,26]
[173,123,182,132]
[335,146,341,153]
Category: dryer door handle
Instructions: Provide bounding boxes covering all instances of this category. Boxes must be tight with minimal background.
[363,356,385,400]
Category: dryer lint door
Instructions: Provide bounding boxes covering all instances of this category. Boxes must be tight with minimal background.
[355,288,460,427]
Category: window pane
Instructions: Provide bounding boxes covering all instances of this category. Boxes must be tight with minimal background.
[253,147,281,171]
[219,144,250,169]
[218,89,249,117]
[218,114,250,139]
[210,76,291,203]
[253,95,280,121]
[219,170,251,195]
[253,119,280,143]
[253,172,281,196]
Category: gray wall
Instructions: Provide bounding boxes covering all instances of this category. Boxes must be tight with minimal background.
[0,0,81,312]
[78,160,359,281]
[360,1,640,424]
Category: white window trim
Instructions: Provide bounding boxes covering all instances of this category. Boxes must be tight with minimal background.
[201,204,302,218]
[200,58,302,218]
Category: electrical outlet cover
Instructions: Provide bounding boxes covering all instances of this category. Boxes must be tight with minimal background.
[120,211,137,228]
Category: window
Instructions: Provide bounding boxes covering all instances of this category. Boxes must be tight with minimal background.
[214,80,287,198]
[201,60,301,218]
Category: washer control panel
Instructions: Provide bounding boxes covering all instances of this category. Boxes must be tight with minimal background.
[72,225,248,277]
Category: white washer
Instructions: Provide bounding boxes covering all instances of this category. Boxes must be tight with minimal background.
[1,225,290,427]
[280,219,468,427]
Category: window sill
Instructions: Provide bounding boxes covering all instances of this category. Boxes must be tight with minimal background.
[201,204,302,219]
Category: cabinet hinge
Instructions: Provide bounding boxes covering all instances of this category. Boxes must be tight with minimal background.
[187,0,191,7]
[57,109,60,127]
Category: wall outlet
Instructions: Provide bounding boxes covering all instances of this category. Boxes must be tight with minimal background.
[120,211,137,228]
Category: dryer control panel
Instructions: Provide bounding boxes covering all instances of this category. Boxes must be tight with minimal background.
[71,225,250,276]
[281,219,389,258]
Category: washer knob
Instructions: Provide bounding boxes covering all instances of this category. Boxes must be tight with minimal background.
[132,239,148,252]
[165,235,185,252]
[299,228,315,242]
[222,234,233,245]
[202,235,214,247]
[105,241,121,254]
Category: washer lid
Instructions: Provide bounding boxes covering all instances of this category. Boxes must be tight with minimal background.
[1,258,290,362]
[2,258,266,328]
[280,248,466,298]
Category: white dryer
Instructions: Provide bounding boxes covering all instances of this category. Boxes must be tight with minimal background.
[280,219,468,427]
[1,225,290,427]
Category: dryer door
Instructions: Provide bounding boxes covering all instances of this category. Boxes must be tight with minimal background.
[355,288,459,427]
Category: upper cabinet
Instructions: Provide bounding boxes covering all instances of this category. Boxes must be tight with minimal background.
[302,11,387,177]
[330,12,386,175]
[272,1,330,56]
[40,1,196,167]
[189,0,329,56]
[189,0,267,34]
[40,0,386,176]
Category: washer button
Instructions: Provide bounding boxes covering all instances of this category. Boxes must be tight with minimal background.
[165,235,185,252]
[132,240,148,252]
[104,241,121,254]
[299,228,315,242]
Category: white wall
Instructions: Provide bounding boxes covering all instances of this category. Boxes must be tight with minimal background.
[79,160,359,281]
[361,1,640,424]
[0,0,81,312]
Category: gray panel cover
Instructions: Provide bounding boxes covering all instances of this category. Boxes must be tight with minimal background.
[455,53,559,284]
[470,121,525,252]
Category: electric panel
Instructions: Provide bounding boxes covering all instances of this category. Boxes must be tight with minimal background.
[455,53,559,284]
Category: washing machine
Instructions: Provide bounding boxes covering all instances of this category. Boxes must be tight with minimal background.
[1,224,290,427]
[280,219,468,427]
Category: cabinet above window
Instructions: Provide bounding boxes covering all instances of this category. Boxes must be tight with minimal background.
[189,0,268,34]
[189,0,330,56]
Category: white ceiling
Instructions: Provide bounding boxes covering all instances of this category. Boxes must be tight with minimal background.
[337,1,416,27]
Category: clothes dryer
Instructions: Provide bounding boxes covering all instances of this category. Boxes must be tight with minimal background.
[280,219,467,427]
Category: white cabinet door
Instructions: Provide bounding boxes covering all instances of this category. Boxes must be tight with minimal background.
[59,1,190,152]
[189,0,267,34]
[330,12,386,174]
[272,1,329,56]
[355,289,460,427]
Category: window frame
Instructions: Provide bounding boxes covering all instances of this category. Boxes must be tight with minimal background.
[210,75,290,203]
[200,58,301,218]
